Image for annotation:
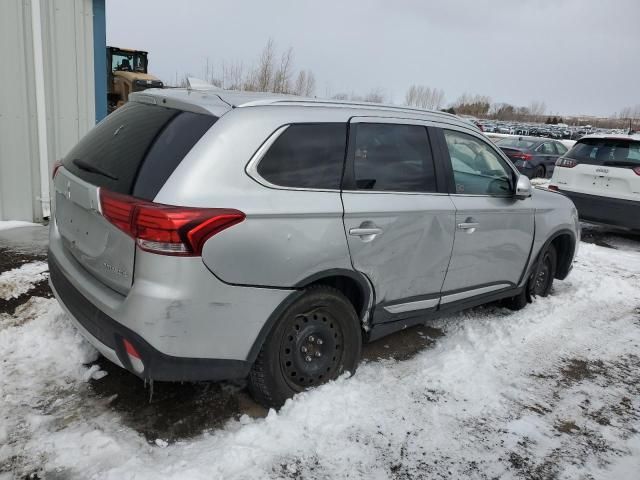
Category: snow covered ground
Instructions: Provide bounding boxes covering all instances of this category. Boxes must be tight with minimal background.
[1,237,640,479]
[0,221,38,232]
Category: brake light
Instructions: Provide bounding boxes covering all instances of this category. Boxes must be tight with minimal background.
[99,189,245,256]
[52,160,63,179]
[556,157,577,168]
[548,185,559,191]
[511,153,533,161]
[633,166,640,176]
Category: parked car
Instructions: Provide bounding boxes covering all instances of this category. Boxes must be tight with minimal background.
[549,133,640,232]
[496,136,569,178]
[48,90,580,407]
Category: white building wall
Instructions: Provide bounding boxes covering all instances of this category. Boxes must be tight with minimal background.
[0,0,96,222]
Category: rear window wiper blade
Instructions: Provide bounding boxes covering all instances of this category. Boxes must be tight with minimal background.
[72,159,119,181]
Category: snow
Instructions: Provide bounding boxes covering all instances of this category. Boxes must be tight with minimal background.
[0,221,38,232]
[0,261,48,300]
[1,242,640,478]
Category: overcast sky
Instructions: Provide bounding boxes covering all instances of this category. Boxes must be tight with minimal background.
[106,0,639,117]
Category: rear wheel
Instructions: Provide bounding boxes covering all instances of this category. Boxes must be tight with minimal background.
[534,165,546,178]
[248,286,362,408]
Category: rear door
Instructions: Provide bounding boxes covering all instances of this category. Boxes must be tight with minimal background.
[536,141,558,175]
[341,118,456,319]
[435,128,534,297]
[54,101,217,294]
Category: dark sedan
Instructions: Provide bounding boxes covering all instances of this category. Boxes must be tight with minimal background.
[496,136,569,178]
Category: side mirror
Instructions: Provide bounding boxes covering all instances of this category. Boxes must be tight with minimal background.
[515,175,532,199]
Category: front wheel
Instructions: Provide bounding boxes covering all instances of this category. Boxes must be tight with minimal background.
[503,244,557,310]
[533,244,557,297]
[248,286,362,408]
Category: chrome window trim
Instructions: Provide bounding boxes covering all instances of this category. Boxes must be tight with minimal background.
[245,124,342,193]
[383,297,440,314]
[440,283,511,304]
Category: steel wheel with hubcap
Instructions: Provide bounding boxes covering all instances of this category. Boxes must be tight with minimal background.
[249,285,362,408]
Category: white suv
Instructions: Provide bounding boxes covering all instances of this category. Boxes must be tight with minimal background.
[549,133,640,232]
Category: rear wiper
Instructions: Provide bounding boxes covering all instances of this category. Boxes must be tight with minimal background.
[72,159,118,180]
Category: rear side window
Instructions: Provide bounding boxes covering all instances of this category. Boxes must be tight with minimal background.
[565,138,640,166]
[537,142,556,155]
[352,123,437,192]
[257,123,347,189]
[62,102,216,199]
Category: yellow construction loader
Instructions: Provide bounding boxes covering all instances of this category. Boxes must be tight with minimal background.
[107,46,163,113]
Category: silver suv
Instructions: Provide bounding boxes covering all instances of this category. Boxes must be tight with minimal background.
[49,90,579,407]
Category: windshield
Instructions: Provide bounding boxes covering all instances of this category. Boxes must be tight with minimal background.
[566,138,640,166]
[111,51,147,73]
[497,138,537,149]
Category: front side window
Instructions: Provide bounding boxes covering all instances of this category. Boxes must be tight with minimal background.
[352,123,437,192]
[443,129,514,196]
[257,123,347,189]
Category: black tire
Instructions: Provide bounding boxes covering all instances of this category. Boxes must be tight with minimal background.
[532,243,557,297]
[248,285,362,408]
[503,288,528,311]
[534,165,546,178]
[504,243,557,309]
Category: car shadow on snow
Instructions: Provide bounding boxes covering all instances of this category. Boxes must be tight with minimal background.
[86,323,445,444]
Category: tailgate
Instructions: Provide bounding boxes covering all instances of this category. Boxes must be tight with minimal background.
[53,168,135,294]
[568,164,640,201]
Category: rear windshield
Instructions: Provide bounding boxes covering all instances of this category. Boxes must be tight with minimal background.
[565,138,640,167]
[62,102,217,199]
[497,138,537,149]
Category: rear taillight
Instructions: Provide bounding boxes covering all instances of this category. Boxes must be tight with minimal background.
[52,160,63,179]
[548,185,559,191]
[556,157,577,168]
[633,166,640,176]
[99,189,245,256]
[511,153,533,161]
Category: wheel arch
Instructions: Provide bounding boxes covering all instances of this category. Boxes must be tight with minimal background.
[245,269,374,366]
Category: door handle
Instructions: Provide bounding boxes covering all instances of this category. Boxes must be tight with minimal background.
[349,227,383,236]
[457,222,479,233]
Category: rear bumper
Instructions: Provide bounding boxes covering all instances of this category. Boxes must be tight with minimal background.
[558,189,640,231]
[49,254,250,381]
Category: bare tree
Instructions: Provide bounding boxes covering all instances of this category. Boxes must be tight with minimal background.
[254,38,275,92]
[453,93,492,117]
[618,104,640,119]
[528,100,546,121]
[303,70,316,96]
[404,85,445,110]
[272,47,294,93]
[363,88,386,103]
